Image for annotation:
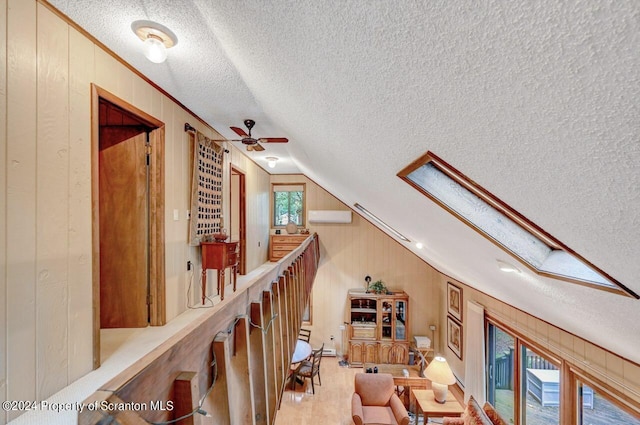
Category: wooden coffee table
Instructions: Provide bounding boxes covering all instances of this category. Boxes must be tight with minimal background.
[412,389,464,423]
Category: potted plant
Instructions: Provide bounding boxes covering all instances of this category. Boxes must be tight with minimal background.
[368,280,388,294]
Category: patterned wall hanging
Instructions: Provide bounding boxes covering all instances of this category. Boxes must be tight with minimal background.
[189,132,224,245]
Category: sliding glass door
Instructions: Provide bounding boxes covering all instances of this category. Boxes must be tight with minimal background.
[521,346,560,425]
[487,319,640,424]
[487,323,516,423]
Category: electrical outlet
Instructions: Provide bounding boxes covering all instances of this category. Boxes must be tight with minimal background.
[429,325,436,331]
[339,324,346,331]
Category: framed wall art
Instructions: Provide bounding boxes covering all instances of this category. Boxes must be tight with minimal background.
[447,282,463,322]
[447,315,463,360]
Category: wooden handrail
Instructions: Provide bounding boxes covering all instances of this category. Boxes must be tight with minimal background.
[79,234,320,425]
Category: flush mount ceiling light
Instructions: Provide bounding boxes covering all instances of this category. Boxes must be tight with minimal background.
[266,157,278,168]
[415,242,424,249]
[497,260,521,273]
[131,20,178,63]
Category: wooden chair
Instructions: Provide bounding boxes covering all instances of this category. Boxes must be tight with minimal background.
[292,343,324,394]
[298,328,311,342]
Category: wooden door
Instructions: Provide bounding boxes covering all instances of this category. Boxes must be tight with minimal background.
[379,342,392,364]
[390,343,409,364]
[99,132,148,328]
[349,341,363,366]
[230,167,246,275]
[364,342,378,364]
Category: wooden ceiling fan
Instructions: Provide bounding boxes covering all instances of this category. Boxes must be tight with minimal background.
[224,119,288,151]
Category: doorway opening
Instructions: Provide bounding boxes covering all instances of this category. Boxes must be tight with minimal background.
[91,85,166,368]
[230,166,247,275]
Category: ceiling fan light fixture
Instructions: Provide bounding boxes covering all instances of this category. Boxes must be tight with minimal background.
[266,157,278,168]
[131,20,178,64]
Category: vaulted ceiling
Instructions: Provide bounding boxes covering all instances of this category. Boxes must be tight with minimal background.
[49,0,640,363]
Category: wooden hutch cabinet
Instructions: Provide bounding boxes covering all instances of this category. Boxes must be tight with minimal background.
[347,289,409,367]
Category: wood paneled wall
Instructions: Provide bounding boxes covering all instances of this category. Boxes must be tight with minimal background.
[270,175,442,356]
[440,276,640,409]
[0,2,271,423]
[0,0,6,419]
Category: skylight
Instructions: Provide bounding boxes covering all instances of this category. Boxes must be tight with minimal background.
[398,152,637,298]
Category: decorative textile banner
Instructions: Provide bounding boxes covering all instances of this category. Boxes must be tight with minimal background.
[189,132,224,245]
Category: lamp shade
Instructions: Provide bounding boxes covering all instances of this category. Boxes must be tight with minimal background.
[424,356,456,385]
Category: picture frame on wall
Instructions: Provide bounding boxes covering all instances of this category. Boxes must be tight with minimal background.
[447,315,463,360]
[447,282,463,322]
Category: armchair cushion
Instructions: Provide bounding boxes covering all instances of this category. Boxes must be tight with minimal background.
[354,373,395,406]
[362,406,399,424]
[351,373,409,425]
[443,396,505,425]
[482,402,508,425]
[464,396,493,425]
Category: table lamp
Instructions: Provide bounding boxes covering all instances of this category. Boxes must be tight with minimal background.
[423,355,456,403]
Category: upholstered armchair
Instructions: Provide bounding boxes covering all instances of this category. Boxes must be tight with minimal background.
[351,373,409,425]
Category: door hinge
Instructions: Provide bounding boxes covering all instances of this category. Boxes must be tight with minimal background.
[147,294,153,305]
[146,144,152,166]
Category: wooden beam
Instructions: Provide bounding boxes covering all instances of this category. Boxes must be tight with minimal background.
[250,302,268,425]
[208,334,231,424]
[173,372,202,425]
[227,317,256,425]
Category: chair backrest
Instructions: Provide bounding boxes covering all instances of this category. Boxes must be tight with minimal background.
[298,328,311,342]
[354,373,395,406]
[309,343,324,374]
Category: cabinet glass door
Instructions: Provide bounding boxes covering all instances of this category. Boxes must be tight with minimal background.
[380,301,393,340]
[394,300,407,340]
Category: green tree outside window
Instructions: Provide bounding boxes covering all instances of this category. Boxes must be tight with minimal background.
[274,190,303,226]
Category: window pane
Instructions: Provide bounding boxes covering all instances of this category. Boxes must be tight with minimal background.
[487,324,515,423]
[522,346,560,425]
[273,190,303,226]
[579,382,640,425]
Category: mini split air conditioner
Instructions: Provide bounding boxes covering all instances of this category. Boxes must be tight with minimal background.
[308,210,352,224]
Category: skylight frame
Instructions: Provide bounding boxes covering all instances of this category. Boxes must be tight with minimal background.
[397,151,638,298]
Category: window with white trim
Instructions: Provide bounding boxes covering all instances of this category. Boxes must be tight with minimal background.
[272,183,305,227]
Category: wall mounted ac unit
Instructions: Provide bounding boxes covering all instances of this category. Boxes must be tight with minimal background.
[308,210,352,224]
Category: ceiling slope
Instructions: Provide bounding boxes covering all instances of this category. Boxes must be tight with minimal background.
[49,0,640,363]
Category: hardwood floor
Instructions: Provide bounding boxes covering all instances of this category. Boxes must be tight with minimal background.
[275,357,359,425]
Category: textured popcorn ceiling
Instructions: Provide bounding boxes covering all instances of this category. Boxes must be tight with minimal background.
[49,0,640,362]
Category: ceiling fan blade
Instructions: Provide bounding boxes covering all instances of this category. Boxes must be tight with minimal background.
[252,143,266,152]
[210,139,242,142]
[259,137,288,143]
[246,145,254,151]
[230,126,249,137]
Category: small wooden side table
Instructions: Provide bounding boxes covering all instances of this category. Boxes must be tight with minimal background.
[200,241,238,303]
[413,389,464,423]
